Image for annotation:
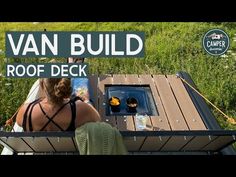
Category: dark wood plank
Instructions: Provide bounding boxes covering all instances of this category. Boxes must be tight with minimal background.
[116,116,135,131]
[139,75,171,131]
[138,75,171,151]
[0,137,33,152]
[140,136,170,151]
[112,74,126,85]
[160,136,192,151]
[181,136,217,151]
[123,136,145,152]
[136,75,153,131]
[167,75,206,130]
[201,136,234,151]
[98,75,116,127]
[23,137,55,152]
[126,74,140,85]
[48,137,77,152]
[153,75,189,130]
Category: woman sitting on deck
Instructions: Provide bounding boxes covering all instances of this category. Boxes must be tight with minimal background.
[5,58,127,155]
[15,77,101,132]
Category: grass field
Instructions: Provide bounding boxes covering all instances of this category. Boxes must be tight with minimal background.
[0,22,236,138]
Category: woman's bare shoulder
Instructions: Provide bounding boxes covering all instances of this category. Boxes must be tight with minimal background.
[75,100,101,126]
[16,103,30,127]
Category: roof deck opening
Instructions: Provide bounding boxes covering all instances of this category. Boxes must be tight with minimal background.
[105,85,158,116]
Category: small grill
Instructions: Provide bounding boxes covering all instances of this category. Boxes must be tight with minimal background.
[105,85,158,116]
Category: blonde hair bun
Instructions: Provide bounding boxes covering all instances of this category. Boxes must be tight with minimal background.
[54,78,72,99]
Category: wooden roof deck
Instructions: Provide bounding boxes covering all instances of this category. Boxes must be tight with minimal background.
[88,74,208,152]
[1,73,236,154]
[90,74,206,131]
[0,130,235,154]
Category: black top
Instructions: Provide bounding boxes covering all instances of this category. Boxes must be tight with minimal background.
[22,97,82,132]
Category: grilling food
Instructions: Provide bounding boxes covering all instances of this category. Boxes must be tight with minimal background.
[127,97,138,108]
[127,103,137,107]
[110,97,120,106]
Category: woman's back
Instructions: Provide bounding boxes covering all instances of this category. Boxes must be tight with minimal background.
[24,98,75,131]
[16,78,100,132]
[17,98,100,132]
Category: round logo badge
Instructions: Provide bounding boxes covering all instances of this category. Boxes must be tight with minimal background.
[202,29,230,56]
